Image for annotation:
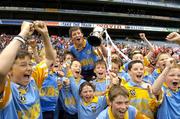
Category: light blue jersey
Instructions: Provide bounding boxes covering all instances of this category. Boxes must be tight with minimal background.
[13,80,42,119]
[97,105,137,119]
[152,68,161,80]
[59,77,86,115]
[92,79,110,93]
[40,74,59,112]
[157,86,180,119]
[69,77,107,119]
[0,97,18,119]
[0,79,43,119]
[121,72,155,85]
[0,60,48,119]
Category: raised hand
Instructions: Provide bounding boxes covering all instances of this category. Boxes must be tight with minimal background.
[63,78,70,86]
[165,58,175,69]
[139,33,146,40]
[33,21,48,36]
[166,32,180,42]
[108,72,120,85]
[19,21,34,39]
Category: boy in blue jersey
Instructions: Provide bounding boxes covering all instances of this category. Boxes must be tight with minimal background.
[69,27,107,81]
[121,50,155,85]
[69,81,107,119]
[123,60,161,119]
[0,21,56,119]
[152,59,180,119]
[92,60,111,96]
[123,33,155,74]
[64,62,121,119]
[40,63,60,119]
[97,85,150,119]
[59,60,85,119]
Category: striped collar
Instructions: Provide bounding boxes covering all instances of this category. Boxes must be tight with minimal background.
[74,39,86,51]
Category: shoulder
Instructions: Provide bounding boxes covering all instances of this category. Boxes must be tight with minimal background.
[128,105,137,112]
[97,107,108,119]
[128,105,137,118]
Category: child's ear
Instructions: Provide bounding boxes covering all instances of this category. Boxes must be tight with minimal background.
[109,101,112,106]
[7,71,13,78]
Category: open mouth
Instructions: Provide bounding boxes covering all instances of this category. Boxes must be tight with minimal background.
[118,110,126,116]
[75,71,80,74]
[98,73,103,75]
[172,82,179,86]
[76,38,80,41]
[84,96,92,102]
[23,74,30,80]
[136,74,142,78]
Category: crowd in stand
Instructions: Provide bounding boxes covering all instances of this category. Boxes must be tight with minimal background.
[0,32,179,64]
[0,21,180,119]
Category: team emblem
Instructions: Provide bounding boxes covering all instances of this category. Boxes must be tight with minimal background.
[130,90,136,96]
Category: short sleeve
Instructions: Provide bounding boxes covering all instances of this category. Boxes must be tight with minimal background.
[31,60,48,88]
[0,79,12,109]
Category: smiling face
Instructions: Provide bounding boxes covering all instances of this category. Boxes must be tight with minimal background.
[71,61,81,79]
[80,85,94,103]
[11,56,32,86]
[111,95,129,119]
[71,29,84,47]
[128,62,144,84]
[94,63,106,80]
[165,68,180,91]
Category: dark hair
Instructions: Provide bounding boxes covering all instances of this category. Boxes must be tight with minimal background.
[108,85,129,102]
[79,82,95,95]
[63,50,75,60]
[94,59,107,69]
[69,27,82,38]
[15,50,32,60]
[128,60,143,71]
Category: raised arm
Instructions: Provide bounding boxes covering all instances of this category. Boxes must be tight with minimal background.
[28,38,41,63]
[139,33,155,65]
[139,33,155,52]
[166,32,180,45]
[99,44,107,57]
[152,58,174,95]
[34,21,56,68]
[0,21,33,92]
